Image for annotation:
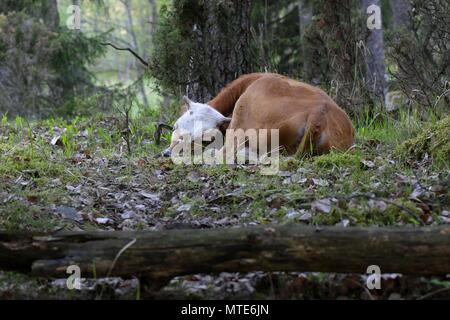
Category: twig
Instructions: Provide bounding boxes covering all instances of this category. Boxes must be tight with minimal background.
[101,42,149,67]
[154,123,173,145]
[417,286,450,300]
[347,278,375,300]
[336,193,425,226]
[433,89,450,109]
[98,238,137,299]
[107,238,137,277]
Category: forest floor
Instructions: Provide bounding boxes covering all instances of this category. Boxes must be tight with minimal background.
[0,113,449,299]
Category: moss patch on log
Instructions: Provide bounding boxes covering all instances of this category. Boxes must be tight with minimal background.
[394,115,450,167]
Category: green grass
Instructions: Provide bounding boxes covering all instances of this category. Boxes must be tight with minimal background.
[0,201,61,231]
[0,108,449,231]
[313,151,362,169]
[394,115,450,169]
[0,108,448,300]
[355,107,430,143]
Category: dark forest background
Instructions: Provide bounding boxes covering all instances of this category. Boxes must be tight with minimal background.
[0,0,449,300]
[0,0,448,120]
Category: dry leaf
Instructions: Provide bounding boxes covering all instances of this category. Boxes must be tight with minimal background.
[311,198,332,213]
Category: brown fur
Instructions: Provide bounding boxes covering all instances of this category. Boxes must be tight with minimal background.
[208,73,276,117]
[206,73,354,155]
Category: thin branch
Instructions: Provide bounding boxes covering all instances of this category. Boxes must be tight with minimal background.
[417,286,450,300]
[154,123,173,145]
[337,193,425,226]
[101,42,149,67]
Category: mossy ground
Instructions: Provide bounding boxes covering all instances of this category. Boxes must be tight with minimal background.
[394,115,450,167]
[0,111,449,299]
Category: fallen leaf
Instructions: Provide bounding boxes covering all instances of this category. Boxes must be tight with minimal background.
[139,191,159,201]
[409,186,430,201]
[299,212,312,222]
[290,174,308,184]
[368,199,387,212]
[440,216,450,224]
[360,159,375,169]
[50,135,62,146]
[341,219,350,227]
[388,293,402,300]
[27,195,39,203]
[177,204,192,212]
[120,210,136,219]
[187,171,202,183]
[267,195,285,209]
[311,198,332,213]
[137,159,146,169]
[135,204,146,211]
[285,210,300,219]
[83,148,92,158]
[215,217,230,225]
[430,185,446,194]
[95,217,111,224]
[56,206,83,222]
[312,178,329,187]
[66,184,81,194]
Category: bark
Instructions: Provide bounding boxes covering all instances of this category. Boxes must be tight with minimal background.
[0,0,60,31]
[304,0,358,87]
[185,0,253,102]
[1,225,449,287]
[390,0,411,29]
[41,0,60,31]
[297,0,312,80]
[362,0,387,101]
[148,0,158,35]
[145,0,158,61]
[122,0,149,107]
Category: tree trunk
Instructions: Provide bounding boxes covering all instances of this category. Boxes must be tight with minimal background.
[145,0,158,61]
[362,0,387,102]
[305,0,360,88]
[122,0,149,107]
[1,225,449,289]
[390,0,411,29]
[41,0,60,30]
[298,0,312,81]
[148,0,158,35]
[185,0,253,102]
[0,0,60,31]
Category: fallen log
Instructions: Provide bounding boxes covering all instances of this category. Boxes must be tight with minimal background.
[1,225,449,283]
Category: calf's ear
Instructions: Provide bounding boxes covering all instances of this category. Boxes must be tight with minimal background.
[183,95,193,110]
[218,117,232,132]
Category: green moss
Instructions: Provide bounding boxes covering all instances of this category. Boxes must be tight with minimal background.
[313,151,361,169]
[311,200,423,226]
[279,157,304,171]
[394,115,450,167]
[0,201,61,231]
[0,143,78,182]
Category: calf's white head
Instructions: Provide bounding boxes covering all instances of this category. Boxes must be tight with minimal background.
[162,96,231,157]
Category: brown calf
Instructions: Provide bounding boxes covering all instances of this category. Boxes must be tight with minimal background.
[164,73,354,157]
